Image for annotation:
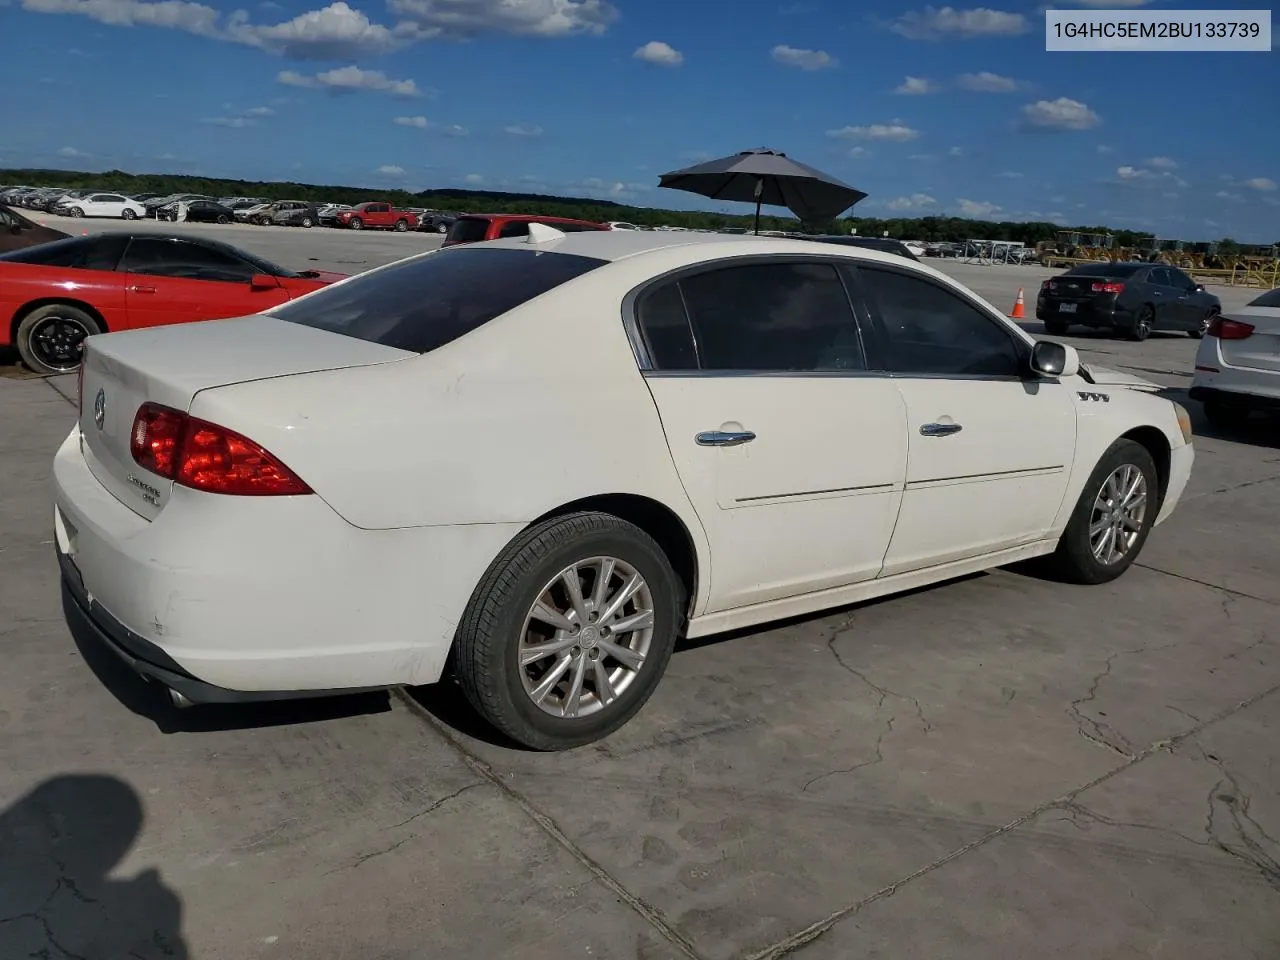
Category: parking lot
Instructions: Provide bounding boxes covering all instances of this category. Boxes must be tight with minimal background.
[2,214,1277,959]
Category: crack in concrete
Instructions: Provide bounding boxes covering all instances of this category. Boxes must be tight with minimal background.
[1136,562,1277,611]
[801,716,896,793]
[1199,749,1280,890]
[385,782,485,831]
[1068,648,1141,759]
[746,680,1280,960]
[1183,472,1280,503]
[0,910,90,960]
[391,687,706,960]
[826,619,933,736]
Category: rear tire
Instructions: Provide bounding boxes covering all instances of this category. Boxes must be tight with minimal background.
[1044,439,1159,585]
[216,214,230,224]
[455,512,683,751]
[395,219,408,232]
[16,304,102,376]
[301,217,314,228]
[1127,305,1154,341]
[1044,320,1070,335]
[122,208,137,221]
[437,222,449,234]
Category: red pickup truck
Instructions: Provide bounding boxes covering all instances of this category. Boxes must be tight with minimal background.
[336,202,419,232]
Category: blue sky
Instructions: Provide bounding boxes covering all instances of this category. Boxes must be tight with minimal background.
[2,0,1277,239]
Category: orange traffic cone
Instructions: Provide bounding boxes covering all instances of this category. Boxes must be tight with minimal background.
[1009,287,1025,319]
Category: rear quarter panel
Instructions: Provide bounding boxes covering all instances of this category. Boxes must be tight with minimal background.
[186,259,709,558]
[2,264,129,342]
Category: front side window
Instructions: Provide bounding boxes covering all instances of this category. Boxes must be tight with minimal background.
[675,261,864,372]
[857,265,1022,378]
[268,248,607,353]
[0,235,127,271]
[121,238,257,283]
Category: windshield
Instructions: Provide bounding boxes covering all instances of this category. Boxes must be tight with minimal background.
[267,247,606,353]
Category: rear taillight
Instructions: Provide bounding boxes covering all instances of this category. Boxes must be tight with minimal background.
[1207,316,1254,340]
[1042,280,1055,292]
[1091,281,1125,294]
[129,403,311,496]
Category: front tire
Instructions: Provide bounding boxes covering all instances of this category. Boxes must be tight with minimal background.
[1045,439,1159,585]
[16,304,102,376]
[456,512,683,751]
[216,214,230,224]
[301,217,314,228]
[349,217,364,231]
[437,222,449,234]
[395,219,408,232]
[70,207,84,218]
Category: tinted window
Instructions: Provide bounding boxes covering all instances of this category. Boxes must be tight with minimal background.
[1248,288,1280,308]
[0,235,126,271]
[677,262,864,372]
[267,248,606,353]
[1169,268,1196,290]
[498,221,530,239]
[446,218,492,244]
[0,208,14,228]
[121,238,257,283]
[857,266,1021,377]
[1065,263,1141,278]
[1147,267,1172,286]
[635,281,698,370]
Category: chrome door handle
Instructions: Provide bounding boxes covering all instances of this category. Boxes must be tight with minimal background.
[696,430,756,447]
[920,422,963,437]
[128,285,156,294]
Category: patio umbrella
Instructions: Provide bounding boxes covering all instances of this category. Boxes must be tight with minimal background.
[658,148,866,234]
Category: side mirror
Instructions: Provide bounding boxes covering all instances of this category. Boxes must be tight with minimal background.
[250,273,279,290]
[1194,284,1205,293]
[1031,340,1080,379]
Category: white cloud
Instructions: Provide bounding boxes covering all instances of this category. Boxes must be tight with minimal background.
[1243,177,1277,192]
[827,122,920,141]
[376,164,406,177]
[1096,144,1114,154]
[503,122,543,138]
[442,124,468,137]
[243,105,274,116]
[885,193,937,211]
[22,0,220,36]
[771,44,837,70]
[57,145,90,157]
[386,0,618,39]
[464,173,484,184]
[997,170,1023,178]
[908,153,934,161]
[1215,190,1243,202]
[888,5,1028,40]
[632,40,682,65]
[957,197,1002,217]
[393,115,428,128]
[1146,156,1177,169]
[1061,0,1154,5]
[956,70,1019,92]
[1019,97,1100,131]
[202,115,257,127]
[847,146,870,158]
[1116,165,1149,181]
[226,1,398,58]
[894,75,937,94]
[947,145,964,157]
[278,65,425,97]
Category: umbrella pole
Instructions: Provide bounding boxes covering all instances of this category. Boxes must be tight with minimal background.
[753,198,761,235]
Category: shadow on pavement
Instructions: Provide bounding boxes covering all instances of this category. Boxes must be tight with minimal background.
[0,774,188,959]
[1157,386,1280,451]
[63,585,392,734]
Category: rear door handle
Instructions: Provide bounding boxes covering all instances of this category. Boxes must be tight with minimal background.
[696,430,756,447]
[920,422,963,437]
[128,285,156,294]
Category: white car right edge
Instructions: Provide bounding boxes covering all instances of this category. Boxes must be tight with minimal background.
[53,228,1195,749]
[1189,286,1280,427]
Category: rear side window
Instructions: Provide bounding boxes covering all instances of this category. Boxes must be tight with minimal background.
[0,235,126,271]
[447,217,492,244]
[268,248,607,353]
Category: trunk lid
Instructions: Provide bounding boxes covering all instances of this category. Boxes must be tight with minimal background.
[1217,305,1280,373]
[1047,274,1119,303]
[79,315,413,520]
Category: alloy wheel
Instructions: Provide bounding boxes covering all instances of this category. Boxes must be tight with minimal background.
[28,316,91,373]
[1089,464,1149,565]
[518,556,655,719]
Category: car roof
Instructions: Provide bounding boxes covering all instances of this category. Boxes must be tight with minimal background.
[460,213,604,225]
[475,228,940,270]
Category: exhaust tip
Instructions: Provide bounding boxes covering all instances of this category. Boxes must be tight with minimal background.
[167,688,194,709]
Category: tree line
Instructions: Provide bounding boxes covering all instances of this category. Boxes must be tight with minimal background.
[3,166,1264,248]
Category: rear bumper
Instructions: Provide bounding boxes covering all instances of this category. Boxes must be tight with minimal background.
[1036,297,1130,328]
[52,426,521,698]
[1189,385,1280,412]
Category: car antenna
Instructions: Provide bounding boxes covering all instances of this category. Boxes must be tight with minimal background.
[525,222,567,244]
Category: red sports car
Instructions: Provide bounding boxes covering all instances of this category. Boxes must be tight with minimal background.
[1,233,347,375]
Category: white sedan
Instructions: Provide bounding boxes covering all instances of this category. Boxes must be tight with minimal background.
[1189,286,1280,427]
[63,193,147,220]
[54,228,1195,749]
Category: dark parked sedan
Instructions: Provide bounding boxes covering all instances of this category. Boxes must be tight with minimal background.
[0,204,69,253]
[1036,262,1221,341]
[167,200,237,224]
[802,235,921,261]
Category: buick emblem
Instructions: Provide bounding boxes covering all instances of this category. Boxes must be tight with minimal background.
[93,388,106,430]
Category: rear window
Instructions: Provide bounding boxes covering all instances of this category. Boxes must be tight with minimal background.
[0,235,126,270]
[267,247,607,353]
[1064,263,1141,278]
[446,217,492,244]
[1247,288,1280,308]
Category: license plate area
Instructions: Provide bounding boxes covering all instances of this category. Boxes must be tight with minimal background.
[1059,303,1078,313]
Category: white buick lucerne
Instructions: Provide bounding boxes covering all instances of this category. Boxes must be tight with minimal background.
[54,227,1195,749]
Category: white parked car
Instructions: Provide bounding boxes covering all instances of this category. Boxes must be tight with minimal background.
[1189,286,1280,426]
[606,221,638,230]
[63,193,147,220]
[54,229,1194,749]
